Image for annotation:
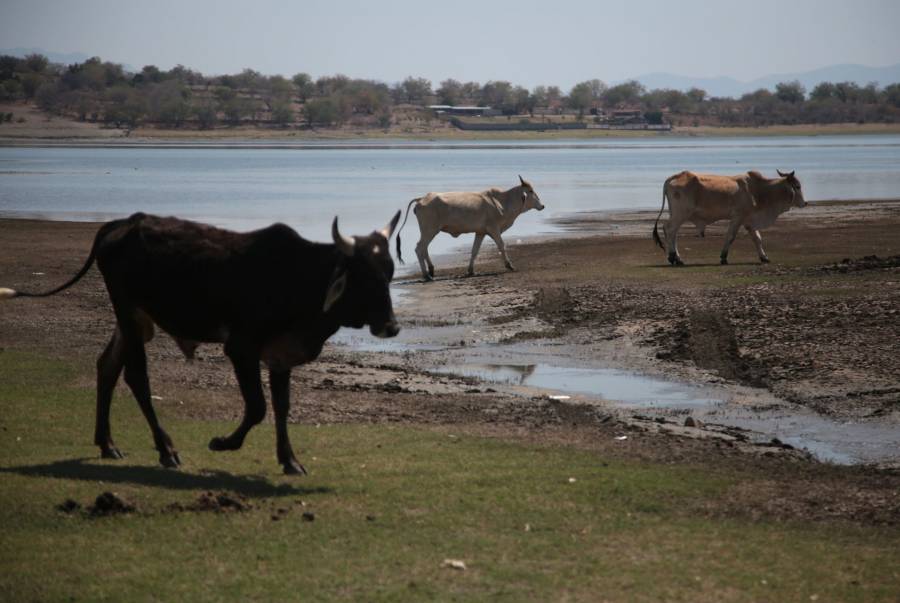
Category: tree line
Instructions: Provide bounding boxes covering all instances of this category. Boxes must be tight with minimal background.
[1,53,899,129]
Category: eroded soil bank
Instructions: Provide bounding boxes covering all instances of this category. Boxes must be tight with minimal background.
[1,202,899,523]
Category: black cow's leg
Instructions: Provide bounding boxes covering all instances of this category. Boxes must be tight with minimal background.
[120,331,180,468]
[95,328,126,459]
[210,351,266,452]
[270,369,307,475]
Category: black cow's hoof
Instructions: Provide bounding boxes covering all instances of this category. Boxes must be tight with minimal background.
[673,258,684,266]
[505,263,516,272]
[760,257,771,264]
[160,451,181,468]
[283,460,308,475]
[422,275,433,282]
[208,436,235,451]
[427,266,435,279]
[100,446,125,460]
[720,257,729,265]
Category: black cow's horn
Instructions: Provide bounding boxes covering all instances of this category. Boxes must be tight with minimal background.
[777,169,794,178]
[332,217,355,256]
[380,210,401,239]
[519,174,526,186]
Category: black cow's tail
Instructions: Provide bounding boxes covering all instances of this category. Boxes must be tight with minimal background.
[652,178,673,250]
[0,218,123,301]
[395,197,420,264]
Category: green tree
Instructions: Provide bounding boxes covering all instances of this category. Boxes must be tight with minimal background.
[271,101,294,125]
[602,80,645,107]
[398,76,432,103]
[437,79,463,105]
[687,87,707,103]
[810,82,835,102]
[0,78,23,100]
[292,73,313,100]
[34,82,61,112]
[775,80,806,103]
[883,83,900,108]
[304,97,339,126]
[23,53,49,73]
[194,103,218,129]
[104,86,146,127]
[567,81,594,117]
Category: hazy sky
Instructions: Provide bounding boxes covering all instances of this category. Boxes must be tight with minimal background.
[3,0,899,88]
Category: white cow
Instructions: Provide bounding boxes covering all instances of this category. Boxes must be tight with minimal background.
[395,176,545,280]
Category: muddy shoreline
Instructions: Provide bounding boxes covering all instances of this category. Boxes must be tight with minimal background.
[1,201,898,472]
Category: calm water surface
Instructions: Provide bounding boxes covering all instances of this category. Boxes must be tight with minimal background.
[2,135,899,257]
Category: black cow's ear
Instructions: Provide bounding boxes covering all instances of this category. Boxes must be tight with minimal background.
[323,271,348,312]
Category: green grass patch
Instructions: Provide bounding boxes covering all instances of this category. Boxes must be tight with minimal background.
[1,350,898,601]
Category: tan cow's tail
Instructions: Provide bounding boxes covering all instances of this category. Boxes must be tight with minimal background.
[395,197,420,264]
[0,218,123,301]
[652,177,673,250]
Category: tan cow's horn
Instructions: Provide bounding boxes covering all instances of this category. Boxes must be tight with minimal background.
[777,169,794,178]
[380,210,401,239]
[332,217,355,256]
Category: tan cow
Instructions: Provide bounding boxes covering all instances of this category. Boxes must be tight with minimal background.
[653,170,806,265]
[395,176,545,280]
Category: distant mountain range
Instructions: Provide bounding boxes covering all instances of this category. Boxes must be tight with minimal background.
[628,63,900,98]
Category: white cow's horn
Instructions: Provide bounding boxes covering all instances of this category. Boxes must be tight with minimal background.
[332,217,355,256]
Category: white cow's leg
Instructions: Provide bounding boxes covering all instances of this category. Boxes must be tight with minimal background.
[720,219,742,265]
[488,231,515,271]
[415,230,438,281]
[468,233,485,276]
[746,226,769,263]
[664,216,687,266]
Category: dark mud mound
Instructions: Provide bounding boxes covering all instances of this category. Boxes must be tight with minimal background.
[166,491,251,513]
[818,254,900,274]
[89,492,136,516]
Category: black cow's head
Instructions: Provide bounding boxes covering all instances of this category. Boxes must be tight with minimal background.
[323,211,402,338]
[777,170,807,208]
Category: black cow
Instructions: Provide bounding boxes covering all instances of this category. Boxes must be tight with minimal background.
[0,211,402,474]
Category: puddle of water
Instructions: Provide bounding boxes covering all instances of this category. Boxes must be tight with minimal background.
[697,407,900,466]
[434,362,900,466]
[438,363,722,408]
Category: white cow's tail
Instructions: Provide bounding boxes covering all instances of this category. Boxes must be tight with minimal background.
[395,197,420,264]
[652,178,673,250]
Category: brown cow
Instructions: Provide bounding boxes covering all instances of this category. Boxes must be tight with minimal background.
[652,170,806,265]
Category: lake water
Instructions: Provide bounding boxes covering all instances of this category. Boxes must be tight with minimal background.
[2,135,900,259]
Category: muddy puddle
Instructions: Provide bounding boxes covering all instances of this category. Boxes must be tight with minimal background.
[332,270,900,467]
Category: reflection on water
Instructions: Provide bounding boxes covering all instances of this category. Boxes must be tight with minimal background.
[438,363,722,407]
